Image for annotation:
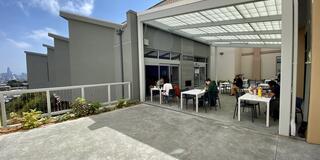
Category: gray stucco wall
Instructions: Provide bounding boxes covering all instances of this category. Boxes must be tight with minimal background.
[53,38,71,87]
[121,11,140,100]
[143,25,210,88]
[46,47,56,87]
[68,19,117,85]
[144,26,210,57]
[26,53,50,89]
[67,18,124,102]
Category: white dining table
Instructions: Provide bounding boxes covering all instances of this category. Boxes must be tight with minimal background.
[238,93,271,127]
[150,87,164,104]
[258,83,270,88]
[180,89,206,113]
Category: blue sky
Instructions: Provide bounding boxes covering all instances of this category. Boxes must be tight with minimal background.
[0,0,160,74]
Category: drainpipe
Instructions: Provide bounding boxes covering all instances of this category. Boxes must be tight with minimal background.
[117,28,125,99]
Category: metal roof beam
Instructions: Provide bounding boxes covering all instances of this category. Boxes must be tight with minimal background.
[211,44,281,49]
[209,39,281,42]
[192,30,282,37]
[171,15,282,30]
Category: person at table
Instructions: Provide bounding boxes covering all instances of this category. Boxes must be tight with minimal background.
[230,75,243,96]
[205,79,218,106]
[162,79,173,96]
[268,80,280,99]
[156,78,164,88]
[268,80,280,120]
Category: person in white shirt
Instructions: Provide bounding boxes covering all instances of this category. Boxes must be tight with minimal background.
[162,80,173,96]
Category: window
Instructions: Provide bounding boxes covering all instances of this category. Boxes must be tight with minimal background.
[159,50,170,60]
[144,48,158,58]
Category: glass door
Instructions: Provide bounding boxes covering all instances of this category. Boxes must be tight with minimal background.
[145,65,159,96]
[194,62,206,87]
[160,66,170,83]
[170,65,180,85]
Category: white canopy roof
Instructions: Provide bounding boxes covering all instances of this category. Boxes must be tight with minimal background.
[141,0,282,48]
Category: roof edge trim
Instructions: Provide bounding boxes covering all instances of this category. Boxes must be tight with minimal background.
[60,11,122,29]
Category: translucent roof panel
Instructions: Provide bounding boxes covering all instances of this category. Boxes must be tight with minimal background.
[236,35,260,39]
[174,12,211,25]
[199,36,220,40]
[200,6,242,22]
[265,42,281,45]
[259,34,281,39]
[180,28,206,35]
[248,42,265,45]
[221,23,254,32]
[250,21,281,31]
[236,0,281,18]
[213,42,231,45]
[155,17,186,27]
[217,36,238,40]
[198,26,227,33]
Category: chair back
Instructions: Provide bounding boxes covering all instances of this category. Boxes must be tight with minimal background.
[169,89,175,97]
[173,84,181,97]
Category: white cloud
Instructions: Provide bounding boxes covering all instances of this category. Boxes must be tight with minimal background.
[17,1,30,16]
[27,27,58,41]
[61,0,94,16]
[7,39,31,49]
[19,0,94,16]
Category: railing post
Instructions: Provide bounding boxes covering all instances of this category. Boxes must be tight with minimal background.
[0,94,7,128]
[108,85,111,105]
[81,87,85,99]
[46,90,51,116]
[128,82,131,100]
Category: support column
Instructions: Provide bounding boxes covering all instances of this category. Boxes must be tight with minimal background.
[252,48,261,80]
[209,46,218,82]
[279,0,295,136]
[307,0,320,144]
[137,20,145,102]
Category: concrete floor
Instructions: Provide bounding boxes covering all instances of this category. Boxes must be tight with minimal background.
[0,104,319,160]
[146,94,279,135]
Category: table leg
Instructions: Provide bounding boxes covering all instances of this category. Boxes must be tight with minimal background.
[196,94,199,113]
[150,89,153,102]
[180,93,183,110]
[266,102,270,127]
[238,98,241,121]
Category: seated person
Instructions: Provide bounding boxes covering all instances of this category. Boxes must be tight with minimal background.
[268,80,280,120]
[162,79,173,96]
[230,75,243,96]
[156,78,164,88]
[205,79,218,106]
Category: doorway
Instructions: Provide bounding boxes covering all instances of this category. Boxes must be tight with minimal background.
[145,64,180,96]
[194,62,206,87]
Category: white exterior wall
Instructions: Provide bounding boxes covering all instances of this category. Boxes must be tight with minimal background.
[241,55,253,79]
[216,48,236,81]
[261,53,281,80]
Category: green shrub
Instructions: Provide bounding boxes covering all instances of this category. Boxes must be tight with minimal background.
[8,112,23,125]
[6,93,47,116]
[56,112,76,122]
[116,99,140,109]
[21,109,43,129]
[71,98,99,117]
[115,99,126,109]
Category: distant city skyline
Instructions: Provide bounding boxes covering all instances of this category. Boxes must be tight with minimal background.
[0,0,160,73]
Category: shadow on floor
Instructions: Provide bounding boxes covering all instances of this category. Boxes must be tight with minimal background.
[87,103,320,160]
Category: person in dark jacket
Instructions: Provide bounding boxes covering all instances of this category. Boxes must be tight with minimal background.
[205,79,218,106]
[230,75,243,96]
[268,80,280,120]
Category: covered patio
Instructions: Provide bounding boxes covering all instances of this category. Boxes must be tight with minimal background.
[138,0,297,137]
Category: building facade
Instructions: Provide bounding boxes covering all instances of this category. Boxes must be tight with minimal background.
[25,0,320,144]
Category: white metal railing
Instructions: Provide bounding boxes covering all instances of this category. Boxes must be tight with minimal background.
[0,82,131,127]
